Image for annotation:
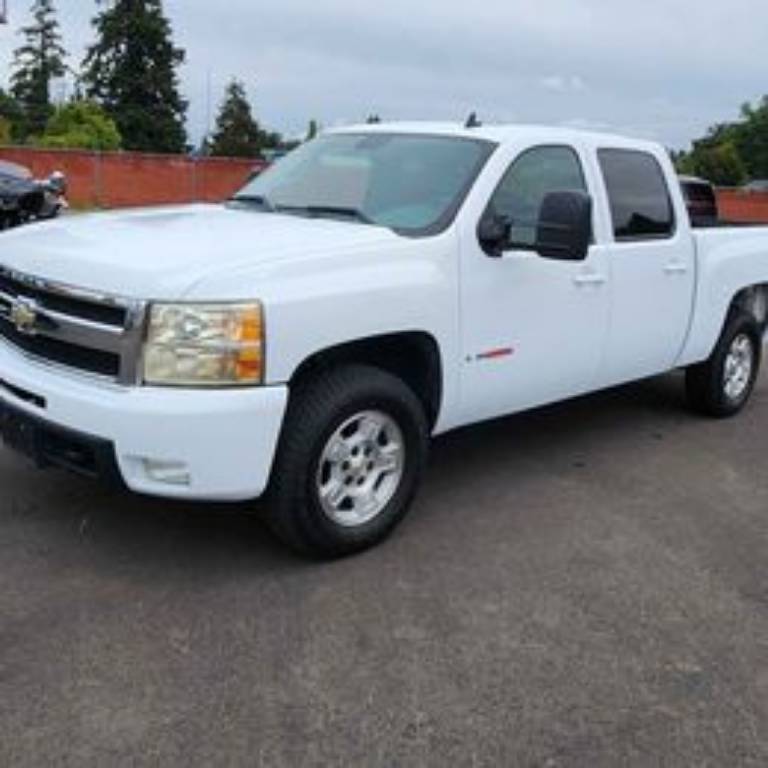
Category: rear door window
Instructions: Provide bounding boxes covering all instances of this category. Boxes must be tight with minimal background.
[598,149,675,240]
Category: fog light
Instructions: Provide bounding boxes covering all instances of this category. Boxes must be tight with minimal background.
[144,459,191,486]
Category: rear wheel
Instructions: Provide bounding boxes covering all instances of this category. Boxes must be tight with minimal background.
[266,365,429,558]
[686,312,762,418]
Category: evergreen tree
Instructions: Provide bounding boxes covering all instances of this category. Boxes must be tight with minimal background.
[82,0,187,153]
[210,80,265,158]
[0,89,26,142]
[306,119,319,141]
[10,0,67,139]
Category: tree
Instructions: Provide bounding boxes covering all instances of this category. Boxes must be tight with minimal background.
[734,98,768,179]
[306,119,319,141]
[0,118,11,145]
[38,100,121,150]
[684,141,747,187]
[10,0,67,139]
[679,96,768,183]
[0,89,26,142]
[210,80,266,158]
[81,0,187,153]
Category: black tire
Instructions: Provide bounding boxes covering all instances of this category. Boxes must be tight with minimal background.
[266,364,429,558]
[685,312,762,418]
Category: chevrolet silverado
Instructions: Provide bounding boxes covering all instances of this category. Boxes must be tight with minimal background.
[1,123,768,557]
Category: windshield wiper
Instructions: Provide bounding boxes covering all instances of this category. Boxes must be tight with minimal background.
[229,194,275,211]
[275,204,375,225]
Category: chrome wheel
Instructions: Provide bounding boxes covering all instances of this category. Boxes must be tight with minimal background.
[723,333,754,402]
[316,410,406,527]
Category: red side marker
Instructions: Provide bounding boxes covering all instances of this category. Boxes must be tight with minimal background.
[476,347,515,361]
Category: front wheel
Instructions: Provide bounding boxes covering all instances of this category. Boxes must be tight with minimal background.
[686,312,762,418]
[266,365,429,558]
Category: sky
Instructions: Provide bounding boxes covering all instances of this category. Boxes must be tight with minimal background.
[0,0,766,149]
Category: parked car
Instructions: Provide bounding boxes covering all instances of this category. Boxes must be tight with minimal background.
[2,123,768,558]
[679,175,719,226]
[0,160,68,231]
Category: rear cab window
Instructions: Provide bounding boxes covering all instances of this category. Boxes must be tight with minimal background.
[598,149,675,240]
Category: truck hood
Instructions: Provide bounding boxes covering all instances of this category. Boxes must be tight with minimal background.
[0,204,402,299]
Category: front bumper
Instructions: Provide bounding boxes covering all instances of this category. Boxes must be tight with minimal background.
[0,342,288,501]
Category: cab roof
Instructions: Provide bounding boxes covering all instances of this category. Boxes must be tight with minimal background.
[328,121,663,154]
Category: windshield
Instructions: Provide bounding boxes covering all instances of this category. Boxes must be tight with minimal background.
[232,133,495,236]
[0,160,32,180]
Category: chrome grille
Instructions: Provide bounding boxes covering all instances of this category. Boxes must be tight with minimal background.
[0,266,146,384]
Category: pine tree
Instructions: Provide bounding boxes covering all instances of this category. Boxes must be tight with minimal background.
[0,89,26,142]
[10,0,67,139]
[82,0,187,154]
[210,80,265,158]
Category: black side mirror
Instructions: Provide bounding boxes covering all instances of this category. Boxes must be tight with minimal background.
[46,171,67,195]
[536,191,592,261]
[477,212,511,257]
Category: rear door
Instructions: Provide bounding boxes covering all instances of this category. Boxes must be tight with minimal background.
[597,148,696,384]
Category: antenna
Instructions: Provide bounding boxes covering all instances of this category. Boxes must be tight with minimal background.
[465,112,482,129]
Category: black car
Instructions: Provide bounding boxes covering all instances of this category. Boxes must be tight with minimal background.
[0,160,67,231]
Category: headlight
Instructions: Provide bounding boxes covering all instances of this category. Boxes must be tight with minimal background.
[143,302,264,386]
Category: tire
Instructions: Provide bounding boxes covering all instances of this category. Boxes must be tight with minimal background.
[686,312,762,418]
[266,364,429,558]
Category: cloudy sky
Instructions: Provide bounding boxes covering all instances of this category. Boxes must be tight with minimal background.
[0,0,765,149]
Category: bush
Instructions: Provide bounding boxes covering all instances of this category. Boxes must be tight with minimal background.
[38,100,121,151]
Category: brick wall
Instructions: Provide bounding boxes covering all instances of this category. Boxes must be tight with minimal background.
[0,146,266,209]
[716,189,768,224]
[3,146,768,224]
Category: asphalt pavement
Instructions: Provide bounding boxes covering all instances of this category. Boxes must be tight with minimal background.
[1,371,767,767]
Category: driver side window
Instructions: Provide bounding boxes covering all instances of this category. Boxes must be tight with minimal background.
[490,145,588,246]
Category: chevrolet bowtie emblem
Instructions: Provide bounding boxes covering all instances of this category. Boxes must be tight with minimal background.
[10,297,39,336]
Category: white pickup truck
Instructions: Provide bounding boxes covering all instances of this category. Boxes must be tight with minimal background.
[2,123,768,557]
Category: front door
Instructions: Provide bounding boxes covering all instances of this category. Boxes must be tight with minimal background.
[459,144,611,425]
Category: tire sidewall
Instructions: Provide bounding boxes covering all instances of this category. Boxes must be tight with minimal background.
[269,366,429,556]
[713,315,762,415]
[302,389,426,550]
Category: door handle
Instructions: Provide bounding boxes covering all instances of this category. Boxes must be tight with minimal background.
[573,272,606,287]
[664,262,688,275]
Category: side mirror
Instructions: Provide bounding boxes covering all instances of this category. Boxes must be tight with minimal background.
[47,171,67,195]
[535,191,592,261]
[477,212,511,257]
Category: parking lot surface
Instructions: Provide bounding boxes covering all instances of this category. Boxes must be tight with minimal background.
[1,372,767,767]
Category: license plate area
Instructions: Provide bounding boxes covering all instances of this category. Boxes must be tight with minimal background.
[0,403,46,465]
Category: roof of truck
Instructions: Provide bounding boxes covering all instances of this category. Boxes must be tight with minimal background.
[328,121,663,153]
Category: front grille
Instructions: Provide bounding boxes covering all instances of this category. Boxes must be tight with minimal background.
[0,315,120,376]
[0,271,127,326]
[0,266,145,383]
